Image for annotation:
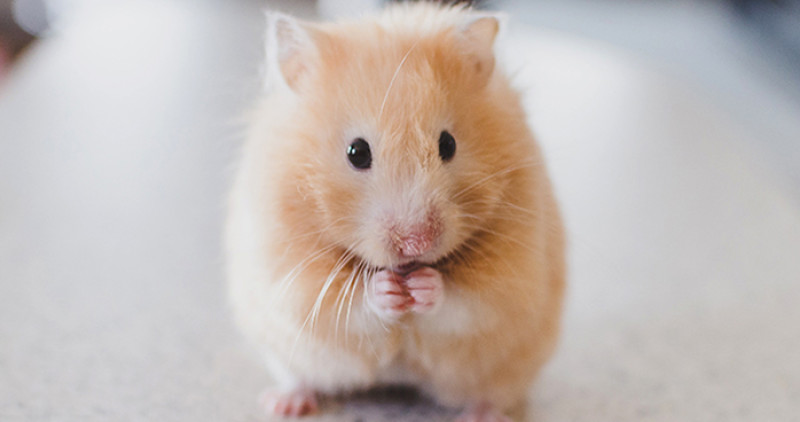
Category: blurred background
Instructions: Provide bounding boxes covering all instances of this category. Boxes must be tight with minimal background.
[1,1,799,421]
[2,0,799,189]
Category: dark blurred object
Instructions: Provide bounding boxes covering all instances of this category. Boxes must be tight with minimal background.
[387,0,489,8]
[1,0,36,71]
[731,0,800,71]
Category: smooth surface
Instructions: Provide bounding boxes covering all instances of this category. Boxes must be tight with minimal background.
[1,1,799,421]
[501,0,800,197]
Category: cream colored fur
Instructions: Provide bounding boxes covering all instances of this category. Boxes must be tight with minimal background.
[226,2,565,417]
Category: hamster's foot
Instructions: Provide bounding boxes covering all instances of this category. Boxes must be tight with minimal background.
[456,403,512,422]
[404,266,443,314]
[260,388,318,417]
[367,269,410,319]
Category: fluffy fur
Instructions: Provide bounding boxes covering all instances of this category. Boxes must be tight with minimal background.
[226,3,565,420]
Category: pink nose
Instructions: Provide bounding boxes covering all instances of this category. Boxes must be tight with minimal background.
[391,218,441,258]
[398,233,434,258]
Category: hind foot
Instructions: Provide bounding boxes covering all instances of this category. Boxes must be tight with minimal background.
[260,388,318,417]
[456,403,512,422]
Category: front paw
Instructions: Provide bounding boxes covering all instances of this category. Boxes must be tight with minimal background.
[404,267,444,314]
[367,269,410,320]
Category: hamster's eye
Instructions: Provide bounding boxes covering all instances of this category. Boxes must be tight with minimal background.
[347,138,372,170]
[438,130,456,162]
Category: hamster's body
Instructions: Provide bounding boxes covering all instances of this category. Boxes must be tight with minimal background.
[226,4,565,421]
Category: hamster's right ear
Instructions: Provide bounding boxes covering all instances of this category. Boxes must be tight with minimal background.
[265,12,322,93]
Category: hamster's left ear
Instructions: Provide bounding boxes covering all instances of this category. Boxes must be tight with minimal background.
[458,12,505,87]
[264,12,325,93]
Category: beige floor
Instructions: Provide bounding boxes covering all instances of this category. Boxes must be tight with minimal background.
[1,1,799,421]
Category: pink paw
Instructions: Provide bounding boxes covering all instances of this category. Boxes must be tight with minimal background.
[260,388,318,417]
[404,266,444,314]
[456,404,512,422]
[367,267,445,319]
[367,269,410,319]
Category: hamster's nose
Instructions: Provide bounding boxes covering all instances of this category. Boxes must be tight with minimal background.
[390,217,442,258]
[397,233,433,258]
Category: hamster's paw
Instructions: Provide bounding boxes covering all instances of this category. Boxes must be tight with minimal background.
[367,269,410,320]
[260,388,318,417]
[456,404,512,422]
[404,266,444,314]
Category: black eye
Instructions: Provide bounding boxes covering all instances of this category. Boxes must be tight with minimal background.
[438,130,456,162]
[347,138,372,170]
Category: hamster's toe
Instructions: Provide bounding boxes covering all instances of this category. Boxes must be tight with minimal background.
[404,266,444,314]
[367,269,410,319]
[260,388,318,417]
[455,403,513,422]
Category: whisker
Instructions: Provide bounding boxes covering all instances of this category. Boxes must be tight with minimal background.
[357,264,382,360]
[282,216,355,244]
[379,39,421,120]
[458,198,540,219]
[334,257,358,344]
[343,260,366,348]
[457,210,535,226]
[271,243,339,309]
[309,249,353,335]
[290,248,352,360]
[459,222,538,255]
[453,160,541,200]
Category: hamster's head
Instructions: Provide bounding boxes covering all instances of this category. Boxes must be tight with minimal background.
[266,5,527,272]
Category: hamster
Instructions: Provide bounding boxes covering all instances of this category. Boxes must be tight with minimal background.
[225,3,565,421]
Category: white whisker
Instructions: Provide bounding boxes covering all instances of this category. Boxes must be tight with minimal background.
[459,222,537,255]
[379,39,420,120]
[272,243,339,309]
[453,160,541,200]
[290,248,351,360]
[334,258,358,344]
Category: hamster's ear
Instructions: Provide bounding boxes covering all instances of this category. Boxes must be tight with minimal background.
[265,12,322,93]
[458,13,505,87]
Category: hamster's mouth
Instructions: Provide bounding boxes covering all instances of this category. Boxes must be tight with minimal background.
[394,261,423,275]
[359,248,455,276]
[383,258,448,276]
